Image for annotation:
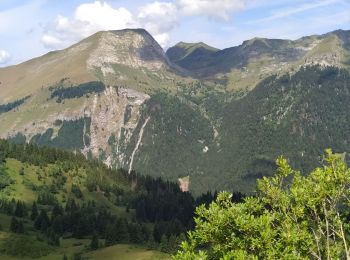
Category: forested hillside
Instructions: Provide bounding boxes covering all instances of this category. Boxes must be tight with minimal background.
[209,66,350,192]
[1,29,350,195]
[0,139,221,259]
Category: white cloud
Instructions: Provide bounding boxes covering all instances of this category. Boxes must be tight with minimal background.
[41,1,136,49]
[178,0,246,21]
[40,0,248,51]
[138,1,179,47]
[153,33,171,48]
[138,2,179,34]
[0,50,11,65]
[41,34,64,49]
[75,1,135,30]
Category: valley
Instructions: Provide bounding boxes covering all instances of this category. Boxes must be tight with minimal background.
[2,0,350,258]
[1,29,350,194]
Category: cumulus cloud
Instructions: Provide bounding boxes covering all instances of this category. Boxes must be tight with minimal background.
[178,0,246,21]
[75,2,135,29]
[41,1,136,49]
[41,0,247,50]
[0,50,11,65]
[136,0,247,45]
[138,1,179,47]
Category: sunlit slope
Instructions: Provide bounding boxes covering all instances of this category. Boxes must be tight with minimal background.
[168,29,350,92]
[0,29,178,102]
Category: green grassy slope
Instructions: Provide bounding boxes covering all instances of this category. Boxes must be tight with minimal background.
[0,141,186,259]
[0,158,130,215]
[167,37,301,77]
[167,30,350,86]
[0,29,182,103]
[166,42,219,64]
[84,244,170,260]
[0,231,170,260]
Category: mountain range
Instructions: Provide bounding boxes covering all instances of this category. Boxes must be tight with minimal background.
[1,28,350,194]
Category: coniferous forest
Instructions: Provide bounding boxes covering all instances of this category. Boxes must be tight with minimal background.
[0,139,223,258]
[2,139,350,259]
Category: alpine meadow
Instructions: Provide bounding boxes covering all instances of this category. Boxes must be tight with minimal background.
[1,0,350,259]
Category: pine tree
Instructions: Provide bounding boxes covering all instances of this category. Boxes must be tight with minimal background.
[90,233,99,250]
[51,203,63,220]
[4,199,14,215]
[73,217,89,239]
[17,221,24,233]
[30,202,38,220]
[176,233,187,249]
[47,228,60,246]
[52,215,64,235]
[129,222,143,243]
[34,209,50,231]
[14,201,25,217]
[159,234,169,252]
[141,224,151,243]
[168,234,177,253]
[105,223,118,246]
[117,219,129,243]
[10,217,18,233]
[10,217,24,233]
[136,200,147,221]
[147,233,157,250]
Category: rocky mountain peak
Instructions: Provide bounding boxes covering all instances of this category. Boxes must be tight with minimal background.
[87,28,171,73]
[0,28,175,100]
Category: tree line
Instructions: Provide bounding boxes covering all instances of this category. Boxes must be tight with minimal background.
[0,96,30,114]
[50,81,105,102]
[0,139,231,254]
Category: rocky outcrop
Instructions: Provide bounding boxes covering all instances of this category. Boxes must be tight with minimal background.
[87,29,171,75]
[2,86,150,169]
[85,86,150,161]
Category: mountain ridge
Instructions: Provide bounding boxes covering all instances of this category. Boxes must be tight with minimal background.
[1,28,350,194]
[0,28,179,102]
[167,29,350,79]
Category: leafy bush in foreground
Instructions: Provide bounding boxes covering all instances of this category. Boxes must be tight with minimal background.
[175,150,350,259]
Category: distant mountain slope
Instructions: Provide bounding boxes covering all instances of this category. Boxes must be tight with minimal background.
[166,41,219,65]
[1,28,350,194]
[0,29,177,102]
[209,66,350,191]
[167,30,350,91]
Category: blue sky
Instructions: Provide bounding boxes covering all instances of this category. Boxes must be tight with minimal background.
[0,0,349,66]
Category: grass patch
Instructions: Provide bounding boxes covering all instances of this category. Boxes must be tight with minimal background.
[0,232,55,258]
[84,244,170,260]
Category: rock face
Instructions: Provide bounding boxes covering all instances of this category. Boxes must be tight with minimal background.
[87,29,171,74]
[1,86,149,171]
[84,86,150,164]
[178,176,190,192]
